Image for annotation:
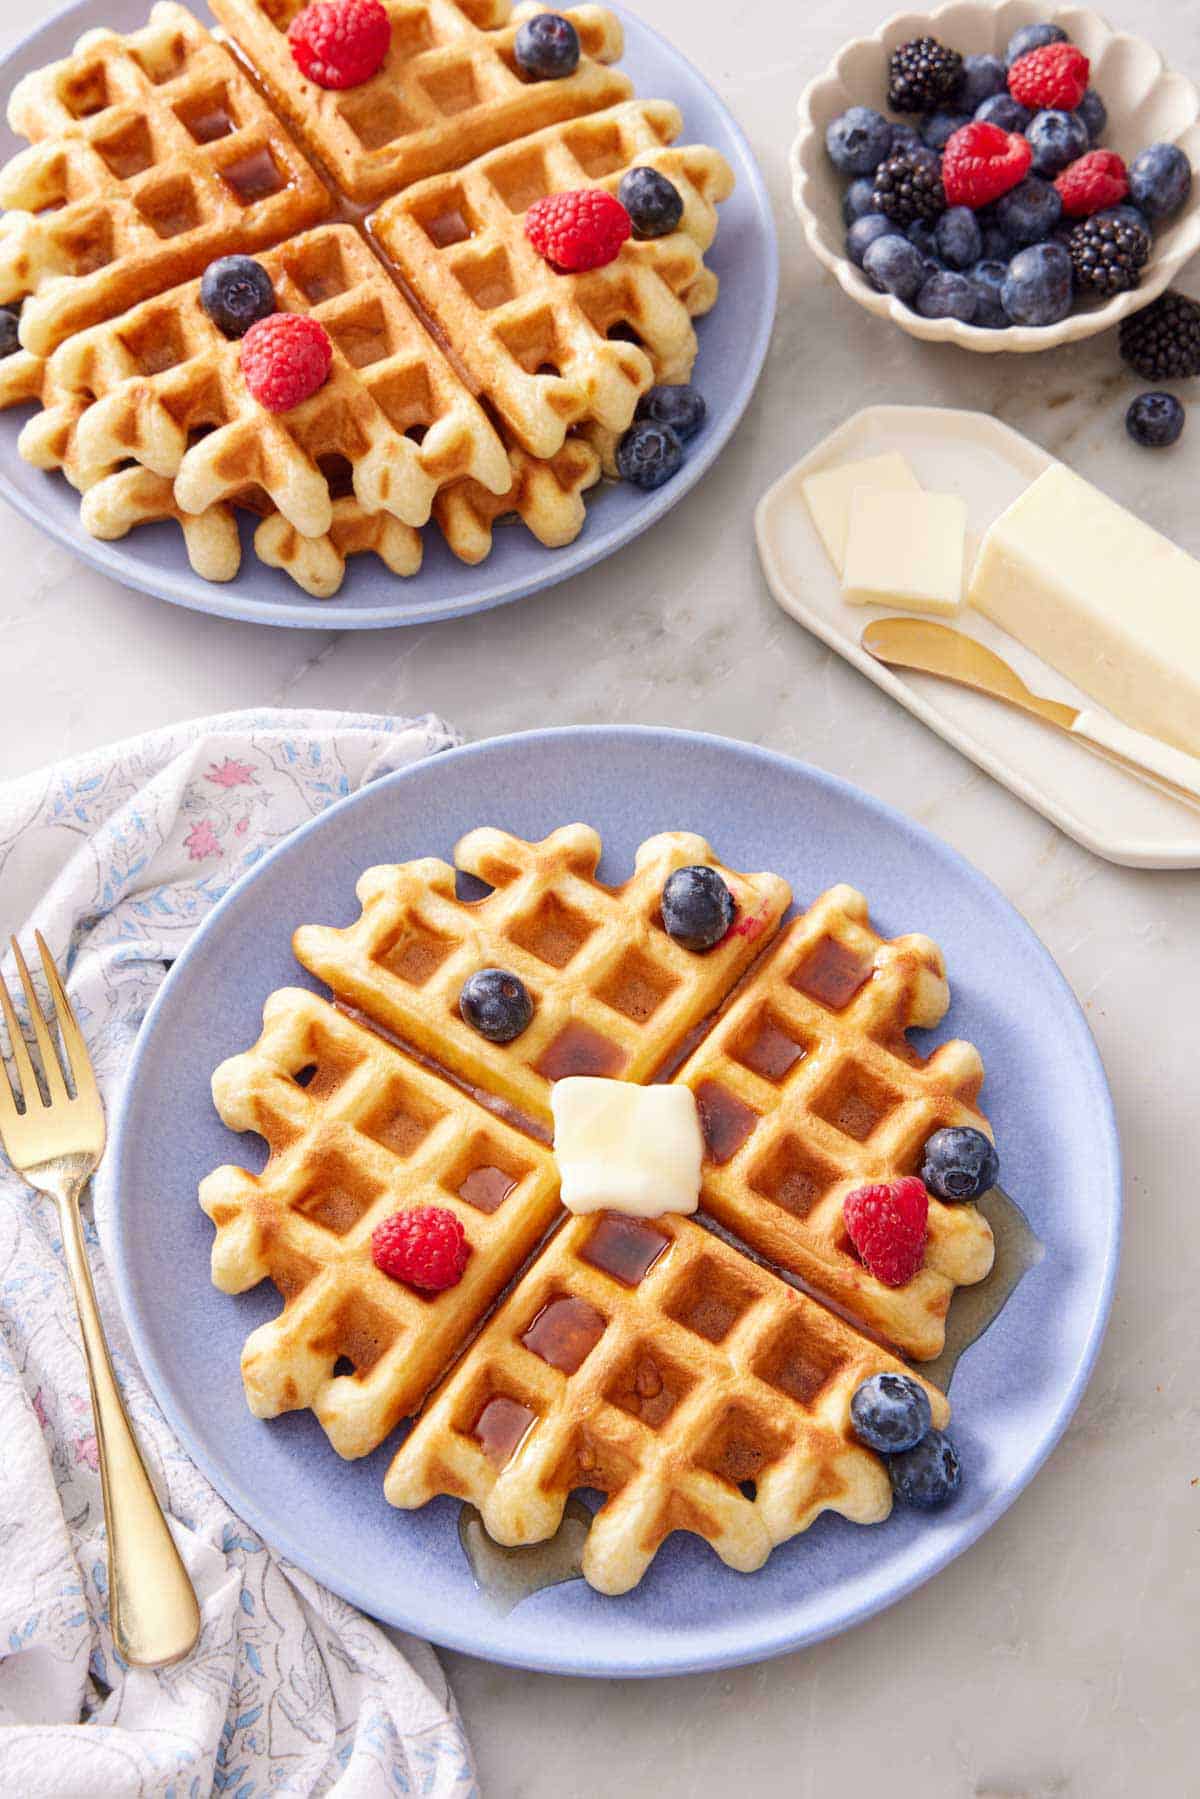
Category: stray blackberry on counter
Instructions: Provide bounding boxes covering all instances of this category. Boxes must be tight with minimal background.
[887,36,963,113]
[872,144,946,227]
[1068,213,1150,295]
[1119,290,1200,379]
[1126,391,1185,448]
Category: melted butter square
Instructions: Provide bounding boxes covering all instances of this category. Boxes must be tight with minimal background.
[551,1078,703,1219]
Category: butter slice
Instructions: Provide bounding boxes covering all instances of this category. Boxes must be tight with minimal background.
[842,488,967,615]
[802,451,921,574]
[969,463,1200,757]
[550,1078,703,1219]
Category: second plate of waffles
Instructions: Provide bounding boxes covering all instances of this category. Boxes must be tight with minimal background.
[0,0,777,625]
[105,726,1120,1675]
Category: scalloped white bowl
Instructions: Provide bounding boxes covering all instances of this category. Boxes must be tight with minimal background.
[792,1,1200,351]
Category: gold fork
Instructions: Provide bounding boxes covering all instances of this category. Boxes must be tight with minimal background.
[0,933,200,1667]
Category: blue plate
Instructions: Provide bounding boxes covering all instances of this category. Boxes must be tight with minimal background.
[106,728,1121,1676]
[0,2,777,628]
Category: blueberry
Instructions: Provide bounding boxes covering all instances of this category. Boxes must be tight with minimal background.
[888,121,921,150]
[995,177,1062,246]
[0,307,19,358]
[850,1373,933,1455]
[921,1125,1000,1201]
[619,166,683,239]
[1097,203,1152,237]
[975,93,1032,134]
[977,212,1016,260]
[905,217,939,258]
[200,255,275,339]
[513,12,580,79]
[1026,108,1089,178]
[1075,88,1107,144]
[888,1430,962,1509]
[966,259,1010,328]
[635,382,705,443]
[1002,242,1074,325]
[956,52,1007,111]
[861,232,925,300]
[1005,21,1068,67]
[842,176,878,225]
[459,969,534,1042]
[935,205,982,269]
[660,865,735,952]
[920,109,971,152]
[846,212,895,266]
[825,106,895,176]
[1128,143,1193,219]
[915,269,977,321]
[1126,391,1185,448]
[615,419,684,489]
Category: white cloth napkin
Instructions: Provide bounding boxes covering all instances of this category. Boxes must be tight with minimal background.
[0,709,480,1799]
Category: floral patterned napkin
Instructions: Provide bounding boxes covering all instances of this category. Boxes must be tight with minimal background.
[0,710,479,1799]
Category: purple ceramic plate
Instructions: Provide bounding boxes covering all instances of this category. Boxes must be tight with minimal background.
[105,728,1120,1676]
[0,1,777,628]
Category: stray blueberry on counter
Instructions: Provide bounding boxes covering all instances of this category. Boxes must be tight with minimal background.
[513,11,581,79]
[660,865,735,951]
[934,205,982,269]
[616,419,684,489]
[636,382,706,442]
[888,1429,962,1508]
[1026,108,1089,177]
[974,93,1032,134]
[1128,142,1193,219]
[965,259,1009,327]
[846,212,895,266]
[1075,88,1107,144]
[0,307,19,358]
[995,177,1062,246]
[850,1373,933,1455]
[921,109,971,152]
[825,106,895,176]
[1005,20,1067,66]
[842,176,878,225]
[916,269,977,320]
[200,255,276,338]
[921,1125,1000,1201]
[1126,391,1185,448]
[957,51,1007,111]
[1002,243,1074,325]
[862,232,925,300]
[459,968,534,1042]
[618,166,684,239]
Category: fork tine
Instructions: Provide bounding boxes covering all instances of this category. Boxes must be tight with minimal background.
[35,932,100,1109]
[0,1024,21,1137]
[10,938,69,1106]
[0,964,42,1113]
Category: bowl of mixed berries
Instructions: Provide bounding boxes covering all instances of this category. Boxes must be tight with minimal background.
[792,3,1200,348]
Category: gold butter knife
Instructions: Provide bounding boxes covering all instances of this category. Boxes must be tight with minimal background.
[862,617,1200,815]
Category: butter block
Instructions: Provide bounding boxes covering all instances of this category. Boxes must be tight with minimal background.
[841,488,967,615]
[802,450,921,574]
[969,463,1200,757]
[550,1077,703,1219]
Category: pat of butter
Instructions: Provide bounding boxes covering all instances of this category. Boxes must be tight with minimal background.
[550,1078,703,1219]
[969,463,1200,757]
[841,488,967,615]
[802,451,921,574]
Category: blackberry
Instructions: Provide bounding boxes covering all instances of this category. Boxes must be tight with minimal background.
[1068,214,1150,296]
[872,145,946,227]
[887,36,963,113]
[1119,290,1200,380]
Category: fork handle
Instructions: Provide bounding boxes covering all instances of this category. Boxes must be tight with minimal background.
[58,1187,201,1666]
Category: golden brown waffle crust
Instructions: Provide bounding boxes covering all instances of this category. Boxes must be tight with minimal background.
[384,1210,950,1595]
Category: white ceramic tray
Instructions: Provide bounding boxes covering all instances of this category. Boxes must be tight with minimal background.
[755,404,1200,869]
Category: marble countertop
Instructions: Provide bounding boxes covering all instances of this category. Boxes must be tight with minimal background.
[2,0,1197,1792]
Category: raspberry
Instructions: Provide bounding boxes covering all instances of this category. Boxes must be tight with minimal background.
[287,0,390,89]
[1008,42,1089,112]
[941,121,1032,209]
[1054,149,1129,217]
[240,313,333,412]
[843,1177,929,1287]
[371,1205,469,1291]
[525,188,632,271]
